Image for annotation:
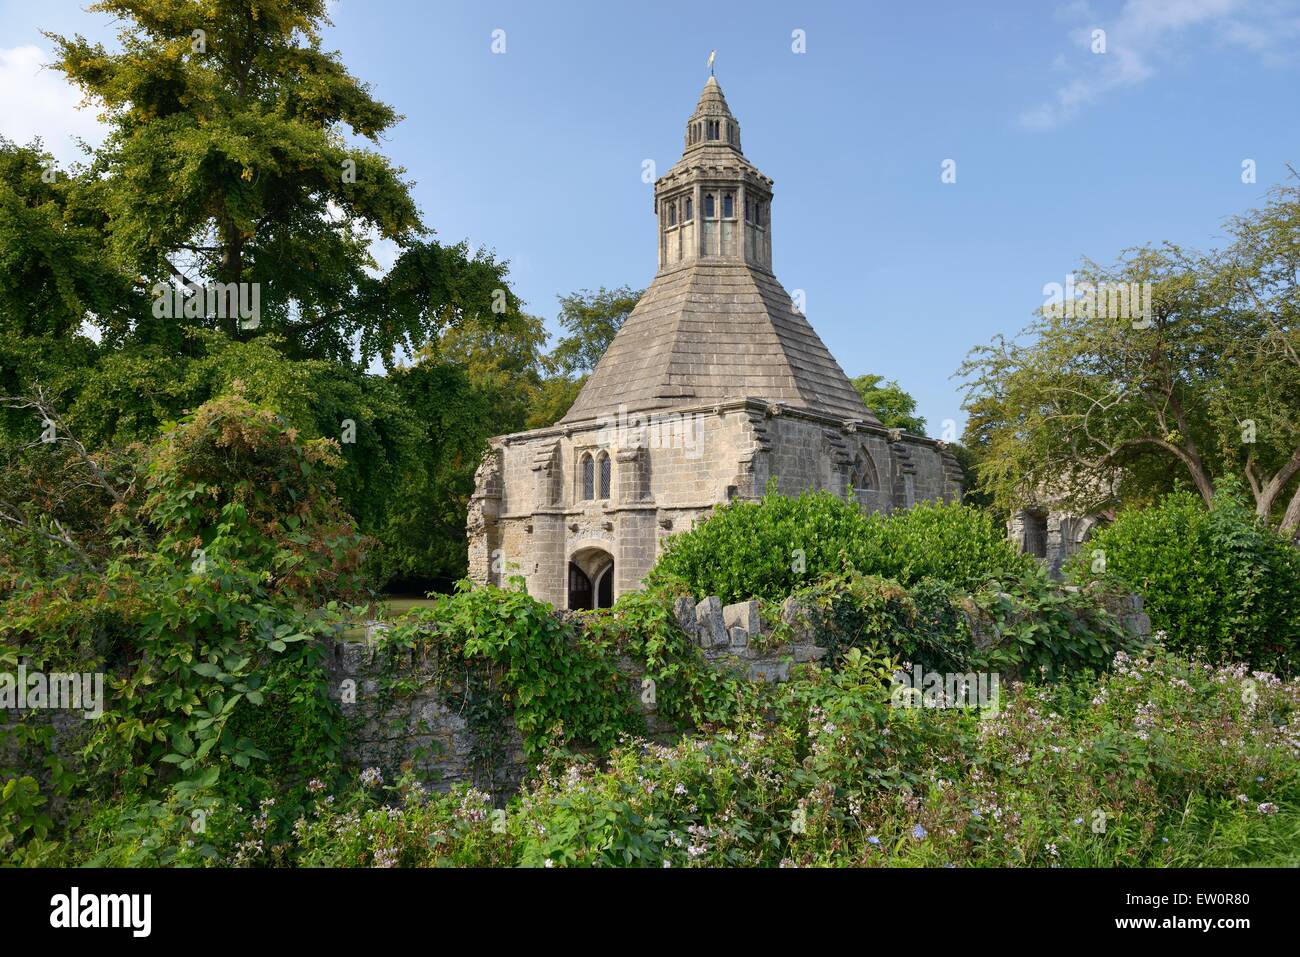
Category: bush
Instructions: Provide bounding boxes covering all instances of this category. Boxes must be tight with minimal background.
[871,500,1034,588]
[785,570,1139,680]
[1067,486,1300,672]
[0,394,363,863]
[647,486,1032,604]
[267,648,1300,868]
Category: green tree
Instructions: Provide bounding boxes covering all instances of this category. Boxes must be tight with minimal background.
[44,0,517,364]
[960,184,1300,536]
[549,286,641,376]
[850,374,927,435]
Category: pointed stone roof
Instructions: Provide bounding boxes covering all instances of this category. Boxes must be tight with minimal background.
[560,78,876,426]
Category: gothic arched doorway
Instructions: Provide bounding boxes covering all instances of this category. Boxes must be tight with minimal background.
[567,547,614,610]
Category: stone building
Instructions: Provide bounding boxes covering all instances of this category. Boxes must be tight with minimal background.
[1008,502,1114,579]
[467,76,963,609]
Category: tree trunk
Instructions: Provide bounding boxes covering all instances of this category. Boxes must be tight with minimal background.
[1280,481,1300,540]
[1254,448,1300,524]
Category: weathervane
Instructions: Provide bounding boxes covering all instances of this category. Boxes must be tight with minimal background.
[707,49,716,76]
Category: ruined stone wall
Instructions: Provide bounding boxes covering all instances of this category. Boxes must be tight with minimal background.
[329,587,1150,800]
[325,598,831,800]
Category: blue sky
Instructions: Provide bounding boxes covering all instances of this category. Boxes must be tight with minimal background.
[2,0,1298,434]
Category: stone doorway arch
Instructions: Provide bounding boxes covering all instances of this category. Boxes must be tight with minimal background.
[568,546,615,610]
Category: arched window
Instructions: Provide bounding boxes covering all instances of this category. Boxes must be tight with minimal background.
[668,202,677,226]
[597,452,611,499]
[685,196,693,221]
[580,453,594,501]
[850,448,879,503]
[723,193,734,218]
[704,193,715,218]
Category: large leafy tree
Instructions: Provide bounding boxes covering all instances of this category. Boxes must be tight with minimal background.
[0,0,540,588]
[45,0,516,364]
[518,285,641,428]
[850,374,927,435]
[960,184,1300,536]
[549,285,641,377]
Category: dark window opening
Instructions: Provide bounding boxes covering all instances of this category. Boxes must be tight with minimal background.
[581,454,594,500]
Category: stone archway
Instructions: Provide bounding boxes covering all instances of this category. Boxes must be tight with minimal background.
[568,546,615,610]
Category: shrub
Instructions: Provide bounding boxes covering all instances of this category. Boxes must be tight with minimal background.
[270,648,1300,868]
[784,574,977,674]
[0,394,363,863]
[785,570,1139,680]
[647,486,1031,604]
[1067,486,1300,672]
[869,500,1034,589]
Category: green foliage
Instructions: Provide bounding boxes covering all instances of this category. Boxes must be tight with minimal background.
[0,705,76,867]
[785,570,1137,681]
[1068,485,1300,672]
[873,500,1034,587]
[1,0,537,589]
[272,647,1300,867]
[960,185,1300,536]
[0,394,358,862]
[1,330,521,587]
[41,0,521,365]
[381,581,641,761]
[293,775,516,868]
[549,286,642,376]
[648,486,1032,604]
[850,374,926,435]
[376,582,747,771]
[785,574,974,673]
[588,589,742,729]
[967,574,1137,679]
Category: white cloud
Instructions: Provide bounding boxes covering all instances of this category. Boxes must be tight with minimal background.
[0,45,107,164]
[1021,0,1300,129]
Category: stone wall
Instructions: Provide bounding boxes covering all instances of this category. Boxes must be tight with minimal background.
[4,586,1153,815]
[325,599,832,800]
[325,632,531,803]
[326,584,1152,800]
[670,595,827,682]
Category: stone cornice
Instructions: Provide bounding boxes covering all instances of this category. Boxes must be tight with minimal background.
[494,397,951,453]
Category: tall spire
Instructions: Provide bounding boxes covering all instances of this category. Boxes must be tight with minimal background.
[558,77,875,425]
[683,75,741,154]
[656,75,770,273]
